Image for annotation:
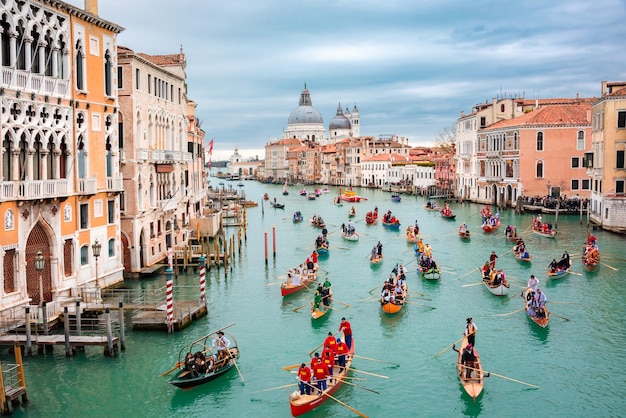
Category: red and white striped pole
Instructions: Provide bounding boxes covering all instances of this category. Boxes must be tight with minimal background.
[199,254,206,304]
[167,247,173,270]
[165,267,174,333]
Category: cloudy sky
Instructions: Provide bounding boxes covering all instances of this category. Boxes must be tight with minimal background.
[68,0,625,160]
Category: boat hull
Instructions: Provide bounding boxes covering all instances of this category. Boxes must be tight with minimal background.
[457,336,483,399]
[532,228,557,238]
[341,232,359,241]
[281,275,317,297]
[523,289,550,327]
[381,300,404,314]
[382,221,401,229]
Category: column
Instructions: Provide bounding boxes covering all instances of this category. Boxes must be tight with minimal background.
[40,148,49,181]
[51,47,59,78]
[23,36,32,71]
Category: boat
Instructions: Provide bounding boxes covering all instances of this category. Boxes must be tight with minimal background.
[333,196,344,206]
[270,200,285,209]
[418,266,441,280]
[288,337,355,416]
[316,240,329,256]
[310,217,326,229]
[504,225,520,242]
[582,245,600,271]
[458,226,471,239]
[221,204,238,218]
[547,260,572,278]
[380,283,406,314]
[314,189,322,197]
[480,205,492,222]
[237,182,244,187]
[365,208,379,224]
[263,193,269,201]
[370,254,383,265]
[391,192,401,202]
[283,181,289,195]
[405,226,419,243]
[299,189,307,196]
[348,207,356,218]
[481,269,510,296]
[341,230,359,241]
[292,211,304,223]
[482,218,500,233]
[311,288,332,319]
[381,210,400,229]
[456,335,484,400]
[531,217,557,238]
[167,326,240,389]
[307,192,317,200]
[339,187,366,202]
[513,245,532,263]
[321,188,330,193]
[424,202,439,211]
[440,204,456,220]
[281,270,317,297]
[523,288,550,328]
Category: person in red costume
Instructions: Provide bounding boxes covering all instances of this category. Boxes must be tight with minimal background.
[311,357,329,393]
[335,338,349,371]
[338,317,352,350]
[321,344,335,380]
[297,363,312,395]
[323,332,337,353]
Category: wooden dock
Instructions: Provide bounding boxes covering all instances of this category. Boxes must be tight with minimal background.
[131,301,207,332]
[0,334,119,355]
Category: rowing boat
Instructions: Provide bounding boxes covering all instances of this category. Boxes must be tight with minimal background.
[381,288,405,314]
[391,192,401,202]
[513,245,532,263]
[270,200,285,209]
[311,298,332,319]
[523,288,550,328]
[382,219,401,229]
[341,230,359,241]
[456,335,483,400]
[547,260,571,279]
[370,254,383,265]
[481,269,510,296]
[280,270,317,297]
[482,219,500,233]
[532,226,557,238]
[406,226,419,243]
[423,204,439,211]
[418,266,441,280]
[365,208,379,224]
[289,338,355,416]
[167,326,239,389]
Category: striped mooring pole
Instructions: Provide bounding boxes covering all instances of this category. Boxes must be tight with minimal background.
[165,267,174,333]
[199,254,206,304]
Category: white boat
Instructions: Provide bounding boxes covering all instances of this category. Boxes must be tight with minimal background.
[481,269,510,296]
[341,231,359,241]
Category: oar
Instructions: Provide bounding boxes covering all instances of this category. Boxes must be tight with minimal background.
[367,285,380,294]
[569,271,583,276]
[406,289,426,297]
[465,366,539,389]
[353,355,399,367]
[160,360,184,376]
[550,311,571,321]
[495,307,525,317]
[334,299,351,308]
[265,282,284,287]
[303,381,368,418]
[292,304,309,313]
[281,364,300,370]
[335,377,380,394]
[462,282,483,287]
[348,367,389,379]
[308,332,339,356]
[501,291,525,304]
[251,383,298,393]
[601,262,618,271]
[433,337,464,358]
[227,348,245,383]
[405,301,436,309]
[461,267,480,278]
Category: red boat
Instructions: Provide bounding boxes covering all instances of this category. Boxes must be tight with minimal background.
[365,208,379,224]
[280,271,317,297]
[289,339,355,416]
[482,218,500,233]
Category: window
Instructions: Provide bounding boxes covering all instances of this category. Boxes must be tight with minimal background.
[536,160,543,178]
[94,200,103,218]
[617,180,625,194]
[80,245,89,265]
[75,40,85,91]
[148,74,151,94]
[571,179,579,190]
[571,157,580,168]
[577,131,585,150]
[135,68,140,90]
[582,179,590,190]
[104,50,112,96]
[64,239,73,276]
[618,111,626,128]
[117,66,123,89]
[480,117,486,128]
[92,113,101,131]
[617,150,625,169]
[108,238,115,257]
[536,132,543,151]
[80,203,89,229]
[108,200,115,223]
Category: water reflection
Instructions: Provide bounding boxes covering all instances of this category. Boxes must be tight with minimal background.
[460,389,484,417]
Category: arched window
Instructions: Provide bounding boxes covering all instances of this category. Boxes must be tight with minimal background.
[108,238,115,257]
[60,137,68,178]
[58,35,67,79]
[30,28,41,73]
[45,31,53,76]
[33,133,42,180]
[104,49,112,96]
[16,25,26,70]
[18,133,27,181]
[536,160,543,178]
[77,135,86,178]
[577,130,585,150]
[75,40,85,90]
[105,135,112,176]
[536,132,543,151]
[80,245,89,265]
[1,17,10,67]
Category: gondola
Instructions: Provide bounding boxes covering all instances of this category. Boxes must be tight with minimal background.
[289,338,355,416]
[456,336,484,400]
[270,200,285,209]
[167,325,239,389]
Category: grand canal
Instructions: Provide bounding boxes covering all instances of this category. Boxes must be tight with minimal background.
[5,180,626,418]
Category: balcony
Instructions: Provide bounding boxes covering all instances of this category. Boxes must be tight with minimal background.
[107,176,124,192]
[78,178,97,195]
[0,179,70,201]
[2,68,70,98]
[484,176,502,182]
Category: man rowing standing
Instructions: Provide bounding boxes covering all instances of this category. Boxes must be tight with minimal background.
[212,331,231,362]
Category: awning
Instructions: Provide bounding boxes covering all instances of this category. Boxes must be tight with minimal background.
[156,164,174,173]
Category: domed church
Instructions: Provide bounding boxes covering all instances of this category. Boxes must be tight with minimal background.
[329,102,359,140]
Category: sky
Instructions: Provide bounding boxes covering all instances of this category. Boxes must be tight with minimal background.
[67,0,626,161]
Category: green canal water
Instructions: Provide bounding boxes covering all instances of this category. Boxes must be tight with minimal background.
[5,181,626,418]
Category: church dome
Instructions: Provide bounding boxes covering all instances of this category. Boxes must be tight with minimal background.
[287,85,324,125]
[329,103,351,130]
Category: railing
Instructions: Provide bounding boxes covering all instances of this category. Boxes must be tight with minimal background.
[107,176,124,192]
[0,179,70,201]
[1,68,70,98]
[119,149,126,163]
[138,149,149,160]
[78,178,97,194]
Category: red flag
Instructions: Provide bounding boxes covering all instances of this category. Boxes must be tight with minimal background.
[208,138,214,154]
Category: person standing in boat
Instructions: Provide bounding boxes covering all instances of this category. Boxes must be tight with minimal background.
[321,344,336,380]
[338,318,353,350]
[464,318,478,347]
[324,332,338,353]
[335,338,349,372]
[527,275,539,293]
[377,241,383,256]
[297,363,313,395]
[533,289,547,318]
[460,344,479,379]
[312,357,330,393]
[322,278,332,309]
[548,259,558,273]
[212,331,232,362]
[559,251,570,269]
[489,251,498,270]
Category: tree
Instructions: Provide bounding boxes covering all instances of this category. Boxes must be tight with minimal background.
[434,126,456,154]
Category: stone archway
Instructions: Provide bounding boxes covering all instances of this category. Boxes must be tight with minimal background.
[26,222,52,305]
[491,184,498,206]
[121,232,131,273]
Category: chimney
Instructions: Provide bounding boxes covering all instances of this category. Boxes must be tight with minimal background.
[85,0,98,15]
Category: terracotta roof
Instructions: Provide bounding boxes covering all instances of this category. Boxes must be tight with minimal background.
[483,103,591,131]
[137,52,185,66]
[363,153,407,162]
[606,86,626,97]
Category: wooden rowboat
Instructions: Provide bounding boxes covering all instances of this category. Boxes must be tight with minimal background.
[547,260,571,279]
[382,220,401,229]
[311,300,332,319]
[365,209,378,224]
[582,245,599,271]
[167,325,239,389]
[459,230,471,239]
[523,289,550,328]
[341,231,359,241]
[419,266,441,280]
[456,335,484,400]
[423,204,439,211]
[532,227,557,238]
[481,269,510,296]
[280,271,317,297]
[289,338,355,416]
[482,220,500,233]
[381,291,405,314]
[370,254,384,265]
[513,246,532,263]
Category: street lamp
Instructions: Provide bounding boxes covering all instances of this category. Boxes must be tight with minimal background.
[34,251,45,306]
[92,239,102,288]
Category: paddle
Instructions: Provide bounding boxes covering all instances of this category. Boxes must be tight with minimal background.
[495,307,525,317]
[347,367,389,379]
[367,285,380,294]
[265,282,284,287]
[160,360,184,377]
[227,348,245,383]
[550,311,571,321]
[461,282,484,288]
[406,289,426,297]
[281,364,300,371]
[433,337,464,358]
[334,377,380,394]
[292,303,309,312]
[353,355,400,367]
[334,299,351,308]
[405,301,436,310]
[252,383,298,393]
[465,366,539,389]
[601,262,618,271]
[302,381,368,418]
[308,332,340,356]
[501,291,525,304]
[461,267,480,278]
